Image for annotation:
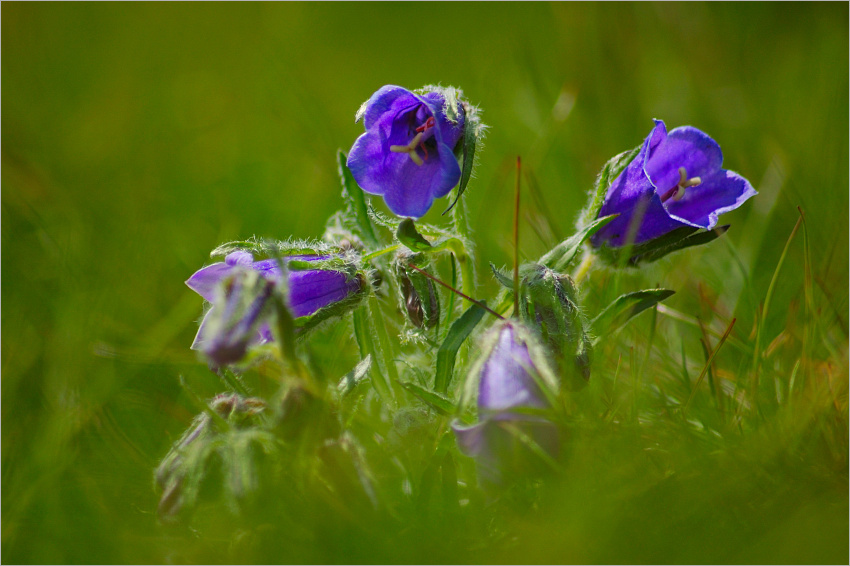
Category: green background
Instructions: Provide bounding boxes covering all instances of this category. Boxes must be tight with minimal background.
[3,2,847,563]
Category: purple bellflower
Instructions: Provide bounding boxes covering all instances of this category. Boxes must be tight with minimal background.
[347,85,465,218]
[591,119,756,248]
[186,250,363,360]
[453,321,559,487]
[199,269,276,366]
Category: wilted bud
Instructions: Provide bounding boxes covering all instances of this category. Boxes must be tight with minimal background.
[154,393,268,521]
[519,265,593,390]
[392,252,440,330]
[453,321,559,489]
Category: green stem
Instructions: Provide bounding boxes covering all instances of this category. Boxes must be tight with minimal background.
[571,252,594,284]
[361,244,400,263]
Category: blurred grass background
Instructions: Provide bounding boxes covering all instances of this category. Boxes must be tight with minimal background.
[2,2,847,563]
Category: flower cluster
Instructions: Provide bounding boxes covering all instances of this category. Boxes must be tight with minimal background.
[165,83,756,517]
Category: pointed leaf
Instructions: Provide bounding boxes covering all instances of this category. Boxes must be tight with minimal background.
[578,145,640,229]
[489,263,515,289]
[591,289,675,338]
[443,104,483,215]
[396,218,433,251]
[338,354,373,397]
[539,214,618,271]
[400,381,456,416]
[435,302,487,393]
[629,225,730,265]
[338,151,379,247]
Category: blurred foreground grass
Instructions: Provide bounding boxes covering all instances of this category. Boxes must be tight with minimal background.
[2,3,847,563]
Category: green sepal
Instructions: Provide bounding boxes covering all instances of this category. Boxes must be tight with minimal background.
[591,288,675,340]
[592,224,730,267]
[396,218,432,251]
[489,263,514,289]
[400,381,456,416]
[337,150,379,248]
[443,99,486,215]
[577,145,640,230]
[414,84,464,125]
[539,214,617,272]
[434,302,487,394]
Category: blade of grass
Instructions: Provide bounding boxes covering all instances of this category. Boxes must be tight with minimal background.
[751,217,801,403]
[684,318,736,415]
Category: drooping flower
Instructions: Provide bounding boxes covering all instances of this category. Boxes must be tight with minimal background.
[198,269,276,366]
[186,250,364,360]
[347,85,466,218]
[591,119,757,248]
[452,321,559,488]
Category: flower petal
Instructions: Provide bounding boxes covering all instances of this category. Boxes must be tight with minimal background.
[646,125,724,196]
[191,309,213,350]
[592,121,685,247]
[379,142,462,218]
[452,420,490,458]
[420,91,465,150]
[665,169,757,229]
[347,130,391,197]
[478,325,548,412]
[360,85,420,130]
[287,270,360,318]
[186,262,232,302]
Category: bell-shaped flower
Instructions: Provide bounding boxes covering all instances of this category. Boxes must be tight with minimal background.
[452,321,559,488]
[198,269,276,366]
[347,85,465,218]
[186,250,364,361]
[591,119,756,248]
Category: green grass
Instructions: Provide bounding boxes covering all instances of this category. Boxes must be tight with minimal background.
[2,3,847,563]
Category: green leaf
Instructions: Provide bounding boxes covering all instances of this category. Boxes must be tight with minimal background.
[396,218,433,251]
[352,309,392,403]
[489,263,514,289]
[539,214,618,271]
[629,225,730,265]
[337,354,372,397]
[400,381,456,416]
[443,103,484,215]
[434,302,487,393]
[337,151,379,247]
[577,145,640,229]
[591,289,675,339]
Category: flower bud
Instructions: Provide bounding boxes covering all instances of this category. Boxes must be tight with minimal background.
[453,321,559,488]
[154,393,267,520]
[392,253,439,330]
[519,265,593,390]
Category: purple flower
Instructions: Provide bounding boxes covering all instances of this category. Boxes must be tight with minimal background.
[186,250,363,357]
[347,85,465,218]
[452,322,559,487]
[591,120,756,248]
[200,269,276,366]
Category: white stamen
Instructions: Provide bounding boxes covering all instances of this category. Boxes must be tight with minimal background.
[389,132,425,166]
